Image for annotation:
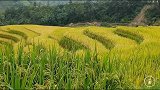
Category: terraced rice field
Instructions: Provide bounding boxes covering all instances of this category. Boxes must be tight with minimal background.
[0,25,160,89]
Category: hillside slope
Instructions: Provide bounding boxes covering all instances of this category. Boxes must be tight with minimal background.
[129,5,153,26]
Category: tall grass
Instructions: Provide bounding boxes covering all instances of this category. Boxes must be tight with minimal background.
[0,43,160,89]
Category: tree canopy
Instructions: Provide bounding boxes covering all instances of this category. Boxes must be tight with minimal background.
[0,0,159,26]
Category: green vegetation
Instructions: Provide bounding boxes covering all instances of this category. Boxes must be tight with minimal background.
[0,0,159,26]
[0,0,147,26]
[59,36,88,52]
[114,29,144,44]
[84,30,115,49]
[0,40,12,46]
[0,34,19,43]
[0,42,160,89]
[0,0,160,89]
[7,30,28,40]
[0,25,159,89]
[146,6,160,25]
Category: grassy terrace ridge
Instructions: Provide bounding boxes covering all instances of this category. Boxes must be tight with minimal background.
[0,40,12,46]
[0,26,41,38]
[23,27,41,36]
[59,36,88,52]
[63,28,109,55]
[114,29,144,44]
[6,29,28,40]
[85,27,137,50]
[0,33,20,43]
[83,30,115,50]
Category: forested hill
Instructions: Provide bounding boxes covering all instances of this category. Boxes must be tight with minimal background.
[0,1,71,13]
[0,0,159,26]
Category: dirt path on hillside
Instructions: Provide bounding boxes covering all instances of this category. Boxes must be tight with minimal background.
[129,5,153,26]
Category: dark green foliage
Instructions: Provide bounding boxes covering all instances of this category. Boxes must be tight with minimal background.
[84,30,115,50]
[146,6,160,25]
[114,29,144,44]
[0,1,146,26]
[59,36,88,52]
[100,22,113,27]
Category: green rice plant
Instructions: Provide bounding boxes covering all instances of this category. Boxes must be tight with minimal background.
[114,29,144,44]
[59,36,88,52]
[0,40,12,46]
[0,43,160,89]
[0,34,19,43]
[83,30,115,50]
[7,30,28,40]
[0,25,160,89]
[0,43,128,89]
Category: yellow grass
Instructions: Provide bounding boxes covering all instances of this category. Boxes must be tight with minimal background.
[0,25,160,57]
[0,25,160,88]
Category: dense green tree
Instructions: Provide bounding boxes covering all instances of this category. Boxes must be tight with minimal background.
[0,0,154,26]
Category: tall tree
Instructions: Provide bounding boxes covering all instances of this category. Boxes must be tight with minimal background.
[69,0,72,4]
[47,0,50,6]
